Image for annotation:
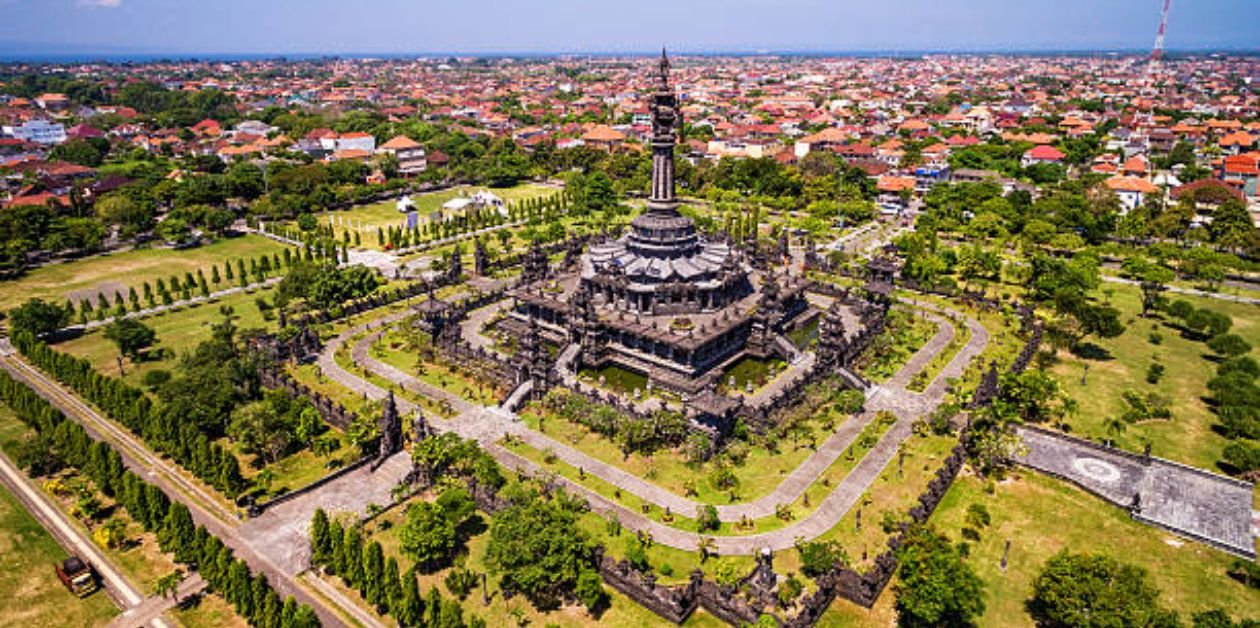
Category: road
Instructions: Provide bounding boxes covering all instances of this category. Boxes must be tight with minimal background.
[0,348,361,628]
[0,448,165,626]
[1100,273,1260,305]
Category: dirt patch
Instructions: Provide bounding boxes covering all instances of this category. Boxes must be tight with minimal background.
[66,281,126,305]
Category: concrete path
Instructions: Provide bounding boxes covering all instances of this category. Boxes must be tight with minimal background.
[107,574,206,628]
[239,453,414,576]
[316,294,991,553]
[1101,274,1260,305]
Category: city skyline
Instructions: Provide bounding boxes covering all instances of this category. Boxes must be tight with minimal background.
[0,0,1256,59]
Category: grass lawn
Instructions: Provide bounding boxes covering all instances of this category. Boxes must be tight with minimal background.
[578,363,649,396]
[516,400,855,506]
[170,592,250,628]
[0,479,118,627]
[804,429,960,573]
[369,330,504,405]
[907,314,972,393]
[53,286,280,389]
[719,355,788,394]
[228,436,359,501]
[856,305,939,382]
[503,409,898,537]
[930,472,1260,627]
[0,234,289,313]
[1047,282,1260,471]
[316,183,557,249]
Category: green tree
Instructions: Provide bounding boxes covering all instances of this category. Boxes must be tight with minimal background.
[1208,334,1252,358]
[1210,199,1258,253]
[894,525,986,628]
[310,509,332,565]
[397,567,424,627]
[399,501,459,571]
[95,194,156,238]
[796,539,848,578]
[1029,551,1180,628]
[103,318,156,361]
[485,493,595,610]
[9,298,70,337]
[575,569,609,615]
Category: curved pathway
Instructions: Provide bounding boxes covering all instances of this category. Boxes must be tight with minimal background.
[316,296,990,553]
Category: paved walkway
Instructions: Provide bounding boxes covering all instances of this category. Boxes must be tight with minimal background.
[239,453,414,576]
[66,276,283,333]
[1101,274,1260,305]
[1015,425,1256,559]
[107,574,206,628]
[316,294,991,553]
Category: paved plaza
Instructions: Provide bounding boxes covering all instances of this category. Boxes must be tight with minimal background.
[1015,425,1256,559]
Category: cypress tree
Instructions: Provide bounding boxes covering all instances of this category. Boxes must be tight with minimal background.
[362,540,385,608]
[128,287,139,307]
[260,591,281,628]
[327,520,345,575]
[211,265,221,285]
[424,587,442,627]
[280,596,298,628]
[225,261,235,280]
[227,560,252,615]
[343,526,364,587]
[250,573,269,624]
[383,556,403,618]
[200,534,226,586]
[282,247,293,267]
[310,509,331,565]
[398,569,423,628]
[292,605,319,628]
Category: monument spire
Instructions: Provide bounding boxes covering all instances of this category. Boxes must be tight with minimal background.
[648,48,680,212]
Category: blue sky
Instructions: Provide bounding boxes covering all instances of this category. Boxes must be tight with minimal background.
[0,0,1254,56]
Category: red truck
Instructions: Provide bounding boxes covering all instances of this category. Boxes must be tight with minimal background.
[55,555,99,597]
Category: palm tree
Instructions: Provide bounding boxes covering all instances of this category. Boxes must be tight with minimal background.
[153,570,185,601]
[697,536,716,563]
[1104,416,1127,447]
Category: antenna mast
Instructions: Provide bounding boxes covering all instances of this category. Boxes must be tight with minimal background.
[1151,0,1171,63]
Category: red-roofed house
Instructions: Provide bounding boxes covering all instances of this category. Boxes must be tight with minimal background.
[378,135,426,176]
[1021,145,1066,168]
[1220,153,1259,197]
[1105,176,1160,213]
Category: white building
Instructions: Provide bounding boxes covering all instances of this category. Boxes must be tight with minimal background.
[4,119,67,145]
[336,132,376,153]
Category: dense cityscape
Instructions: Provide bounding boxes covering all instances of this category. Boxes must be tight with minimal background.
[0,2,1258,627]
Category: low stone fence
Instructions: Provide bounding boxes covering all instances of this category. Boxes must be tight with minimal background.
[259,367,358,430]
[596,553,700,623]
[251,454,373,516]
[823,440,968,609]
